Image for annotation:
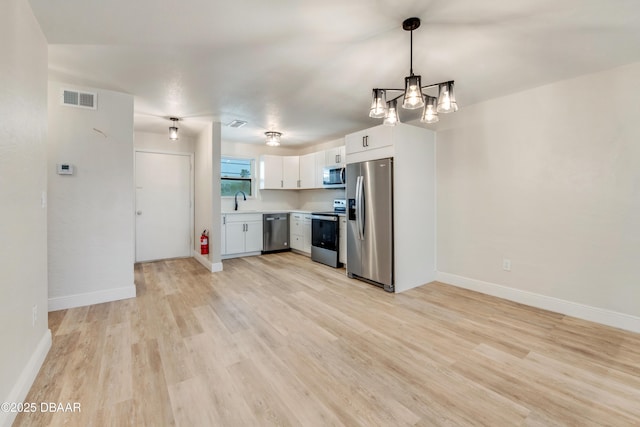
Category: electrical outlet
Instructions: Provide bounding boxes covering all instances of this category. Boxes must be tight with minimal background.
[32,305,37,327]
[502,258,512,272]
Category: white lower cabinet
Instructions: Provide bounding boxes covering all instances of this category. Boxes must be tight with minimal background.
[221,216,227,255]
[303,214,311,253]
[339,216,346,265]
[222,213,263,258]
[290,212,312,255]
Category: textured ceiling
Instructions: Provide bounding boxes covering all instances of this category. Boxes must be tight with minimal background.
[29,0,640,146]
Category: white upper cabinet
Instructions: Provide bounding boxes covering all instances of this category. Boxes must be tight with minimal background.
[282,156,300,189]
[260,155,300,189]
[300,151,326,189]
[345,125,393,155]
[260,145,345,190]
[325,145,346,166]
[299,153,317,189]
[260,155,284,189]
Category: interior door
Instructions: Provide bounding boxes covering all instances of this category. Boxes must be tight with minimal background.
[135,151,191,262]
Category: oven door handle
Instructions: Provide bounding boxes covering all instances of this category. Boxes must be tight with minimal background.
[356,175,365,241]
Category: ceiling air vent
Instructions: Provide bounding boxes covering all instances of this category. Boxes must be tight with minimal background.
[61,88,97,110]
[227,120,247,128]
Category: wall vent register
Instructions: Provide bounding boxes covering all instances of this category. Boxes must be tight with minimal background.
[60,88,97,110]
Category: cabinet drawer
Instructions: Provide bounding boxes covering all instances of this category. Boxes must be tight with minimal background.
[225,213,263,223]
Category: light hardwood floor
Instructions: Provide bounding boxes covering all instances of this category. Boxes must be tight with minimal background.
[15,252,640,426]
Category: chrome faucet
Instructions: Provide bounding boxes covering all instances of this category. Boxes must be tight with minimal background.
[234,191,247,211]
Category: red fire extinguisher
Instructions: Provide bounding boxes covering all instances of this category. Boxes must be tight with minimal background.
[200,229,209,255]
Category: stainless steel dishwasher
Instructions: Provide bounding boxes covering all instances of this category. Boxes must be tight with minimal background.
[262,213,290,253]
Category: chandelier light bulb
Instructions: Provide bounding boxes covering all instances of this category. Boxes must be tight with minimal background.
[402,75,424,109]
[420,96,439,124]
[369,89,387,118]
[437,81,458,113]
[383,99,400,126]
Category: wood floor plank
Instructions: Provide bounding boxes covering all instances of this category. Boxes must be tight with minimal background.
[14,253,640,426]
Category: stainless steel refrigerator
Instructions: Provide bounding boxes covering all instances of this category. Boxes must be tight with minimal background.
[346,158,394,292]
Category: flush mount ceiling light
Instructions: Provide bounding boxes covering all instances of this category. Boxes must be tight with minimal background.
[369,17,458,125]
[265,131,282,147]
[169,117,179,141]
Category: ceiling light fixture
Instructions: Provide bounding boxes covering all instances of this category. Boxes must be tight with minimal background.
[265,131,282,147]
[369,17,458,126]
[169,117,179,141]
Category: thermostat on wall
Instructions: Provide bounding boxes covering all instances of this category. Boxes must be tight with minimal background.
[57,164,75,175]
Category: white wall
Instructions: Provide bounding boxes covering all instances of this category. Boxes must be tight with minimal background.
[47,82,136,310]
[297,137,345,155]
[135,130,196,154]
[436,61,640,331]
[194,123,225,271]
[0,1,51,426]
[298,189,346,211]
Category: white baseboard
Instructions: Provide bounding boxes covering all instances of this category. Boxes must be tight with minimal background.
[436,272,640,333]
[221,251,261,260]
[193,251,223,272]
[48,285,136,312]
[0,329,52,427]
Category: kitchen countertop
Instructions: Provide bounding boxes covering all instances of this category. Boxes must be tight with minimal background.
[222,210,346,219]
[221,209,314,215]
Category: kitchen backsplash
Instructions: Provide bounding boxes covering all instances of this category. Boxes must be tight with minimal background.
[221,188,345,212]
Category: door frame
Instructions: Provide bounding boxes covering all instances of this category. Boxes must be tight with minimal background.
[134,149,195,262]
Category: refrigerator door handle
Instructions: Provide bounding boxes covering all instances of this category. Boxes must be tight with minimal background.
[355,175,361,239]
[356,175,365,240]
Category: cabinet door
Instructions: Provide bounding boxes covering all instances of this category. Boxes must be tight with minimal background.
[314,151,325,188]
[225,222,246,254]
[282,156,300,189]
[291,234,304,251]
[303,216,312,254]
[244,220,263,253]
[221,216,227,255]
[325,146,345,166]
[260,155,283,189]
[345,125,393,155]
[298,153,316,189]
[290,213,303,235]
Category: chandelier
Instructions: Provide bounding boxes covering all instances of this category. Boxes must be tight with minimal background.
[369,17,458,125]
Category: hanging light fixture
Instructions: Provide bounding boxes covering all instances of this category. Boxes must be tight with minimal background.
[421,96,439,124]
[265,131,282,147]
[383,99,400,126]
[169,117,179,141]
[370,17,458,126]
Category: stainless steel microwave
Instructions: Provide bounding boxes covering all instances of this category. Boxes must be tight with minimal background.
[322,166,345,188]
